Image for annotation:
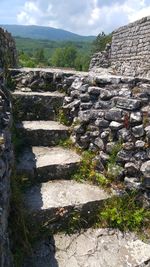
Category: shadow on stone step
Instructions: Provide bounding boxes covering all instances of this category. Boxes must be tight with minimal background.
[23,236,59,267]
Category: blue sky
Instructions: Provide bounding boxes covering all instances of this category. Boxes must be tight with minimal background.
[0,0,150,35]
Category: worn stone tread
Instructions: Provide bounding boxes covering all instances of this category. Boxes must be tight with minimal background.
[23,228,150,267]
[12,91,64,121]
[16,120,68,131]
[12,91,65,97]
[24,180,108,211]
[16,121,69,146]
[17,146,81,181]
[24,180,109,228]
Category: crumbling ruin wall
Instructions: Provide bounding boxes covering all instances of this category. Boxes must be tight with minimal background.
[0,27,16,267]
[111,16,150,77]
[90,16,150,78]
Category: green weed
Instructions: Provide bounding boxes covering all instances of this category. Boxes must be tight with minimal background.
[97,191,150,232]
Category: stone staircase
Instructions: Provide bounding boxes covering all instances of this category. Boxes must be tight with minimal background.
[12,87,109,230]
[11,70,150,267]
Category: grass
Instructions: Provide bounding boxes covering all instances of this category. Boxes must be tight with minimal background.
[97,191,150,233]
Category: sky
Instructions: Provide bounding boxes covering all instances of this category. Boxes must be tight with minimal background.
[0,0,150,35]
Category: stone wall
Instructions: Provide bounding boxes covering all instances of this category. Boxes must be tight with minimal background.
[111,16,150,77]
[90,16,150,78]
[10,68,150,203]
[0,27,17,68]
[62,74,150,201]
[0,27,16,267]
[0,72,13,267]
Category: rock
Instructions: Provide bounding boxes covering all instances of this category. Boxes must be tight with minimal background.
[88,86,101,95]
[23,228,150,267]
[114,97,141,110]
[105,108,123,122]
[109,121,123,130]
[130,112,142,123]
[117,150,133,163]
[106,142,116,153]
[99,151,109,165]
[95,100,112,109]
[80,93,90,102]
[141,161,150,188]
[132,125,145,137]
[80,102,93,110]
[101,130,110,140]
[134,151,148,161]
[94,138,104,150]
[123,142,135,151]
[135,140,145,148]
[118,128,132,142]
[124,162,139,176]
[95,119,109,128]
[124,177,141,190]
[141,161,150,178]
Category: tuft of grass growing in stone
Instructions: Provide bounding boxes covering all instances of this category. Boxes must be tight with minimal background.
[73,150,109,188]
[97,191,150,233]
[57,108,71,126]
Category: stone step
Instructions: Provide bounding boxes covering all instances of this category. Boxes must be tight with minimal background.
[24,180,109,229]
[23,228,150,267]
[11,91,64,121]
[16,121,69,146]
[17,146,81,182]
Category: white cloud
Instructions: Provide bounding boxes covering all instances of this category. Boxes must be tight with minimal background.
[17,0,150,35]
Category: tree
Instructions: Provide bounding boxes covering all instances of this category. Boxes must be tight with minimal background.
[51,45,77,68]
[92,32,112,53]
[35,48,45,63]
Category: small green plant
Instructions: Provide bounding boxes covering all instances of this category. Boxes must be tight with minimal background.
[58,137,74,149]
[107,163,124,181]
[57,109,70,126]
[108,141,122,165]
[73,150,109,188]
[97,191,150,232]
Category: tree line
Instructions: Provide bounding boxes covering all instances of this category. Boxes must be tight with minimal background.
[18,32,112,71]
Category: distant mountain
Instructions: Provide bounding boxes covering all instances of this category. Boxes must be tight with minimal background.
[0,24,95,42]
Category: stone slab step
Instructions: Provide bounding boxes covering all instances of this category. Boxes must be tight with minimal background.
[24,180,109,228]
[16,121,69,146]
[17,146,81,182]
[11,91,64,121]
[23,228,150,267]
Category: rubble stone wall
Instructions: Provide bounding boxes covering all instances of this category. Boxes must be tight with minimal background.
[11,68,150,202]
[0,73,13,267]
[90,17,150,78]
[0,27,17,68]
[63,74,150,201]
[0,27,16,267]
[111,17,150,77]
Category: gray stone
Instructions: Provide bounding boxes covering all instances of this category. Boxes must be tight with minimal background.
[124,162,139,176]
[24,180,109,227]
[124,177,141,190]
[118,128,132,142]
[132,125,145,138]
[114,97,141,110]
[109,121,123,130]
[88,86,101,95]
[130,112,142,123]
[94,137,104,150]
[135,140,145,148]
[16,121,69,146]
[12,91,64,121]
[95,118,109,128]
[17,146,81,182]
[141,161,150,178]
[23,228,150,267]
[106,142,116,153]
[105,108,123,122]
[80,93,90,102]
